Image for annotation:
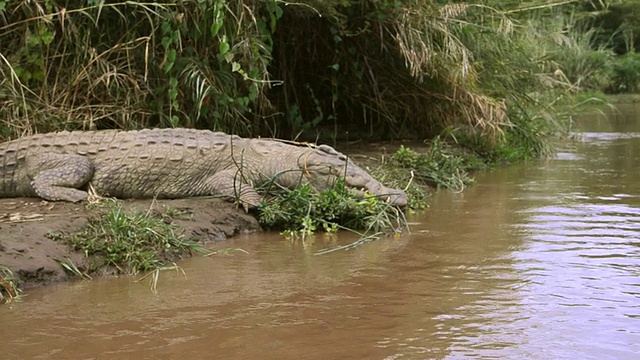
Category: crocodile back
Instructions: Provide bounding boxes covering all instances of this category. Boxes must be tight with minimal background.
[0,128,233,198]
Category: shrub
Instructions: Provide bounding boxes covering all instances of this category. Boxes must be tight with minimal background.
[608,52,640,93]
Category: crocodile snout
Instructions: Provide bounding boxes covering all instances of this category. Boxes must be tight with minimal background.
[385,188,409,208]
[363,181,408,208]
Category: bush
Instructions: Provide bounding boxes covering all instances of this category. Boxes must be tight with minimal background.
[0,0,277,136]
[607,53,640,93]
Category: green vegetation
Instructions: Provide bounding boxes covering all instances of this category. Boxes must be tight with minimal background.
[1,265,22,304]
[585,0,640,55]
[259,178,407,238]
[570,0,640,93]
[608,52,640,93]
[48,200,210,277]
[391,140,480,193]
[256,136,488,240]
[362,138,486,211]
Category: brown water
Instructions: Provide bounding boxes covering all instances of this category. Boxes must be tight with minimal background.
[2,105,640,359]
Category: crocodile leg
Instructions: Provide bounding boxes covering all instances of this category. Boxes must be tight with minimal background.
[206,169,262,211]
[27,153,94,202]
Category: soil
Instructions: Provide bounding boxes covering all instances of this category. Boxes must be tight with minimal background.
[0,197,261,289]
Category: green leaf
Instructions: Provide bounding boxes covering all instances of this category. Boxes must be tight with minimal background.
[219,41,230,56]
[210,22,222,37]
[163,49,176,73]
[168,88,178,100]
[161,36,172,49]
[26,33,41,46]
[167,49,176,63]
[248,84,258,100]
[273,3,283,19]
[161,21,171,34]
[40,30,54,46]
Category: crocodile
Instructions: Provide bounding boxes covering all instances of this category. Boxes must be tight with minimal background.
[0,128,408,209]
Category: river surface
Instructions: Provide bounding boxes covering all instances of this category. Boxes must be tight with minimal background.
[2,104,640,359]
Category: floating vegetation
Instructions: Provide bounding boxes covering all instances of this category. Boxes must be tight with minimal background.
[137,263,185,295]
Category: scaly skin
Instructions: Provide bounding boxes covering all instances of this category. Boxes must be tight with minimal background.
[0,128,408,208]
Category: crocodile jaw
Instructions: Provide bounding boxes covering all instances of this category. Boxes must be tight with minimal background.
[359,180,409,208]
[302,157,409,208]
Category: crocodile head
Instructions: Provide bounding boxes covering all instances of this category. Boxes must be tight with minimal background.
[297,144,409,208]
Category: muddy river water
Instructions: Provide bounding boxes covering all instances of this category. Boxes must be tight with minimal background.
[2,104,640,359]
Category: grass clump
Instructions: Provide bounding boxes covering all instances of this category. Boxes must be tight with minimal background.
[1,265,22,304]
[368,139,485,211]
[259,178,407,240]
[391,139,481,193]
[53,200,209,277]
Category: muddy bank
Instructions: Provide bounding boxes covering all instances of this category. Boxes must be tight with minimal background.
[0,198,261,289]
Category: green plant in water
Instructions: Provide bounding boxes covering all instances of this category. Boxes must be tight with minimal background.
[259,178,407,240]
[56,200,211,276]
[1,265,22,304]
[137,263,184,295]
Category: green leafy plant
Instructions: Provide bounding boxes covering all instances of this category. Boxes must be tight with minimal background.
[259,178,407,240]
[392,139,479,193]
[608,52,640,93]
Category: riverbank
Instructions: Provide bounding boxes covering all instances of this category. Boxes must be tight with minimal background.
[0,137,508,300]
[0,198,261,291]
